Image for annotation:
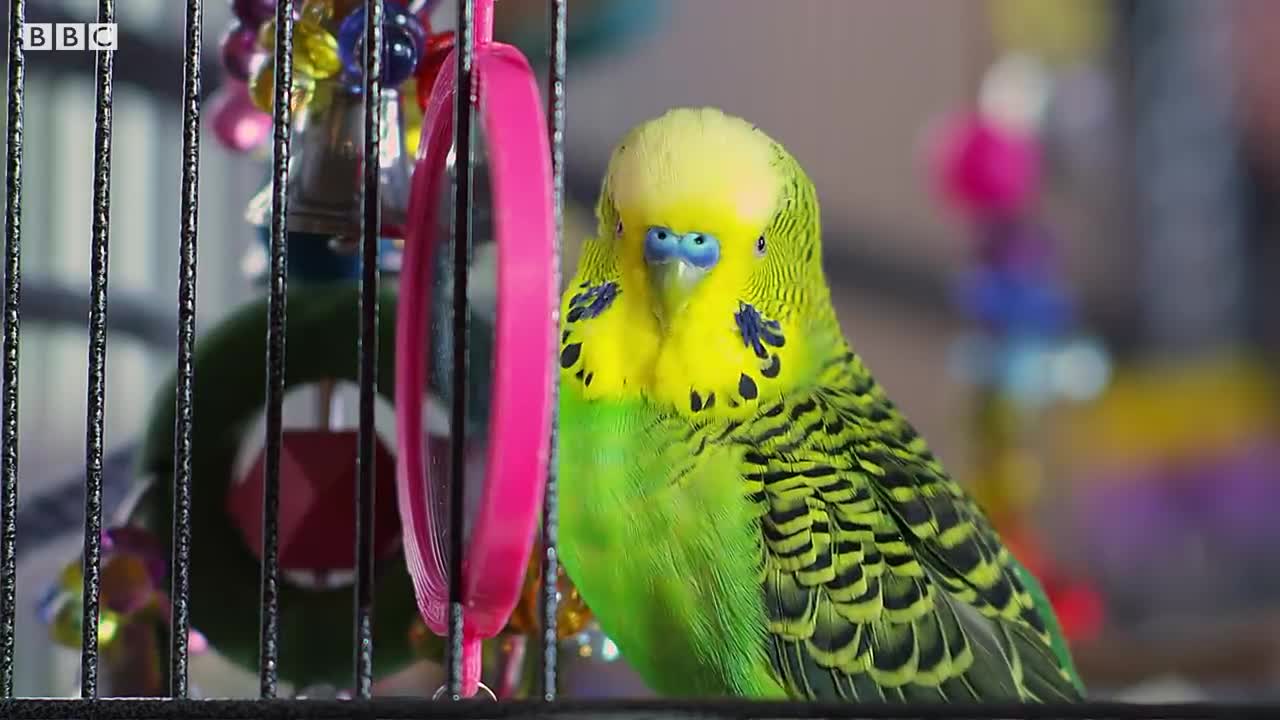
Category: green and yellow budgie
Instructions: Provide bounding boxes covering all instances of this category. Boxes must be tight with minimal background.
[557,107,1085,703]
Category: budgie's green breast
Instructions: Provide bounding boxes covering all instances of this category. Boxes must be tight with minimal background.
[558,384,785,698]
[559,356,1085,702]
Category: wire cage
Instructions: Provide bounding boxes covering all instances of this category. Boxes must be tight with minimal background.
[0,1,1277,719]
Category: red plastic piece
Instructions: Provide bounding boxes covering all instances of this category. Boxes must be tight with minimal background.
[1005,526,1105,644]
[414,32,456,114]
[228,430,402,572]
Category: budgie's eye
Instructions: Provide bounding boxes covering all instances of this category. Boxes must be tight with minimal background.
[755,235,767,256]
[615,219,624,237]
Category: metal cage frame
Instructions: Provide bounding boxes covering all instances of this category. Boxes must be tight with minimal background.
[0,1,1275,718]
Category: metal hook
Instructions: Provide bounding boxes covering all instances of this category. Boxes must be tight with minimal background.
[432,681,497,701]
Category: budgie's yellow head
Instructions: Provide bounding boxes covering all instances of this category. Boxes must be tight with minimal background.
[560,107,838,418]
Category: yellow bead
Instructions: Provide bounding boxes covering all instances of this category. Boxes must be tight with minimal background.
[296,21,342,79]
[401,87,423,157]
[507,551,593,639]
[404,124,421,159]
[309,78,336,115]
[987,0,1108,65]
[250,59,315,114]
[301,0,337,28]
[98,610,121,647]
[291,79,316,114]
[248,59,274,112]
[58,559,83,592]
[402,83,423,124]
[51,600,83,649]
[51,598,120,649]
[257,18,340,80]
[256,18,275,51]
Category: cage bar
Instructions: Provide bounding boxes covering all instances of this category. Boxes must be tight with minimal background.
[169,0,204,700]
[260,0,298,700]
[446,0,477,701]
[0,697,1265,719]
[540,0,567,703]
[354,0,385,700]
[0,0,23,698]
[79,0,117,700]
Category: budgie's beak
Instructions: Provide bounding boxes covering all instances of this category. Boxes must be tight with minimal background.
[644,226,719,324]
[649,260,706,322]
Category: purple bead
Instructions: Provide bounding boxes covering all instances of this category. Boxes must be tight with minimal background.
[231,0,277,27]
[337,1,423,89]
[220,23,261,82]
[976,219,1057,278]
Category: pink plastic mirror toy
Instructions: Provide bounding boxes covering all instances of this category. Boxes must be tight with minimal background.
[394,0,557,700]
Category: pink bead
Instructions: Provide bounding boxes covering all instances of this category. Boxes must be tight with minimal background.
[926,112,1040,219]
[209,81,272,153]
[220,23,261,82]
[188,628,209,654]
[231,0,277,27]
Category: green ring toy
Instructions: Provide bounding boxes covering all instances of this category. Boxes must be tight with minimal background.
[134,283,427,689]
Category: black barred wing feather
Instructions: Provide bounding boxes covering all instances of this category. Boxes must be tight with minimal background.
[745,356,1082,703]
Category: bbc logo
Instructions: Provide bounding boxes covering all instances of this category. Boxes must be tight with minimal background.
[20,23,119,51]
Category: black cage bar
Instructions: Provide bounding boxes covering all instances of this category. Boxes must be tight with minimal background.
[169,0,203,701]
[0,1,1274,719]
[0,0,24,697]
[78,0,115,702]
[447,0,475,701]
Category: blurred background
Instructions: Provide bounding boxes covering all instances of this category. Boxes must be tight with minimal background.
[4,0,1280,705]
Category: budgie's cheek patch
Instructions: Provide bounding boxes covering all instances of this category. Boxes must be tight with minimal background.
[734,302,786,359]
[726,301,786,405]
[561,280,622,389]
[566,281,621,323]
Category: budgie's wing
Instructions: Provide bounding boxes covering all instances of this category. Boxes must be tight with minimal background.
[750,356,1083,702]
[1012,556,1086,693]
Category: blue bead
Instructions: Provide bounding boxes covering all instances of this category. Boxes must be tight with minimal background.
[383,29,422,86]
[337,1,424,89]
[389,4,427,56]
[957,269,1073,336]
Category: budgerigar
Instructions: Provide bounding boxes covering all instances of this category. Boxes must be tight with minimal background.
[557,107,1085,703]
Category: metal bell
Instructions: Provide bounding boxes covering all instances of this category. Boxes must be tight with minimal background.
[245,81,413,242]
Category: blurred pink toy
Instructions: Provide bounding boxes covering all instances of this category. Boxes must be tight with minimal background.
[927,111,1040,220]
[209,80,271,153]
